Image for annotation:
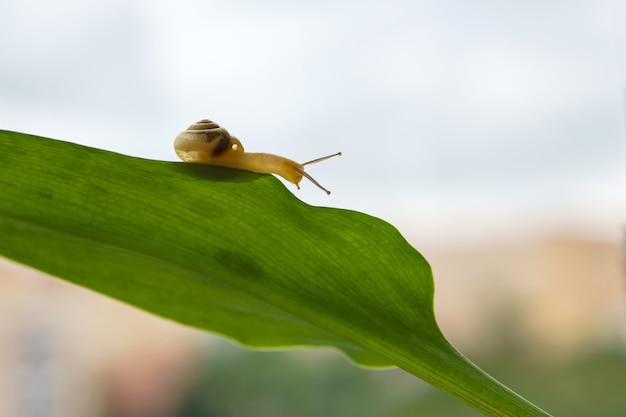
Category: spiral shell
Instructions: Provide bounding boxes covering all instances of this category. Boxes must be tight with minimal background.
[174,119,244,162]
[179,119,231,155]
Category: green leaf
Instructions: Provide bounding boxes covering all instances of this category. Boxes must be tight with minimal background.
[0,130,551,416]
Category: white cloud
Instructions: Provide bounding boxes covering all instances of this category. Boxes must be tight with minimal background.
[1,0,625,240]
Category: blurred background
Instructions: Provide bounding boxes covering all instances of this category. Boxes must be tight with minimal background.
[1,0,626,415]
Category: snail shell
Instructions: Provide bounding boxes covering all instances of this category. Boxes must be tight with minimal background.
[174,119,244,163]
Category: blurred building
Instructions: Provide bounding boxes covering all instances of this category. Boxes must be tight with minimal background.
[0,260,206,417]
[425,234,625,358]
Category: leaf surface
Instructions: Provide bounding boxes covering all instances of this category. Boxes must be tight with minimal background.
[0,130,551,416]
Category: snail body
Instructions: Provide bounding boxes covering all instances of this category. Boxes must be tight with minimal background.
[174,119,341,194]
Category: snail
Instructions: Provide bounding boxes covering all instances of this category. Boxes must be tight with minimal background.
[174,119,341,194]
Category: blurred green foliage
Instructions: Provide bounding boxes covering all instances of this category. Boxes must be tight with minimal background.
[181,340,626,417]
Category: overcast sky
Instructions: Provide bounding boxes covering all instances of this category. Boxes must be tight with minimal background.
[2,0,625,246]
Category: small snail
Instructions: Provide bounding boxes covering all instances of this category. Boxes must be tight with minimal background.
[174,119,341,194]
